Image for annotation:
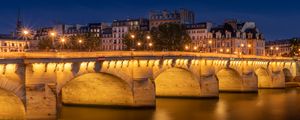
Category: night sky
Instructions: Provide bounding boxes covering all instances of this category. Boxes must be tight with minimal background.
[0,0,299,40]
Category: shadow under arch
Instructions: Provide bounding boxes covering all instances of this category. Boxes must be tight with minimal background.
[217,68,243,91]
[283,68,293,82]
[154,67,201,97]
[0,88,25,119]
[61,73,134,106]
[255,67,272,88]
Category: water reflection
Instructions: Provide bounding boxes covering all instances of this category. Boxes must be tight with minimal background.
[60,88,300,120]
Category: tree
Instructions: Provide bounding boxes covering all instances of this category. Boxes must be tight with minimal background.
[38,37,52,50]
[123,30,150,51]
[64,33,101,51]
[150,23,191,51]
[289,38,300,57]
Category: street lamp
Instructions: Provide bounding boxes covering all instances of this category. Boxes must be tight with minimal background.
[22,29,30,50]
[146,35,151,40]
[226,48,230,53]
[248,44,252,55]
[270,46,274,56]
[130,34,135,50]
[193,46,198,52]
[220,48,223,53]
[78,39,83,51]
[276,47,279,56]
[60,37,66,51]
[49,31,56,50]
[240,43,245,55]
[208,40,212,52]
[185,45,189,51]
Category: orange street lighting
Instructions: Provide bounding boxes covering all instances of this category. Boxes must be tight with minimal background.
[226,49,230,53]
[185,45,189,50]
[241,43,244,47]
[23,30,29,35]
[208,40,212,44]
[248,44,252,48]
[220,48,224,52]
[270,46,274,50]
[78,39,83,43]
[131,35,135,39]
[50,31,56,37]
[149,43,153,47]
[275,47,279,51]
[193,46,198,50]
[61,38,66,43]
[137,42,141,46]
[147,35,151,40]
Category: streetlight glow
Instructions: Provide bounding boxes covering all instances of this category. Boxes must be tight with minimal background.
[185,45,189,50]
[147,35,151,40]
[149,43,153,47]
[241,44,244,47]
[208,40,212,44]
[131,35,135,39]
[137,42,141,46]
[78,39,83,43]
[248,44,252,48]
[23,30,29,35]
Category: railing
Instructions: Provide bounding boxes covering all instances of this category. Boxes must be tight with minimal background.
[0,51,294,60]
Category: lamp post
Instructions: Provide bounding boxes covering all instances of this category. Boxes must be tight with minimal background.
[247,44,252,55]
[22,29,30,51]
[78,39,83,51]
[275,47,279,56]
[185,45,190,51]
[208,40,212,53]
[270,46,274,56]
[60,37,66,51]
[148,42,153,51]
[131,34,135,51]
[240,43,245,55]
[49,31,56,51]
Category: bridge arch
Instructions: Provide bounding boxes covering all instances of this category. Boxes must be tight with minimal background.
[154,67,201,97]
[0,88,25,119]
[255,67,272,88]
[217,68,244,91]
[61,72,134,106]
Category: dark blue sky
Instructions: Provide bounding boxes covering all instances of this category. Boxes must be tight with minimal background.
[0,0,299,40]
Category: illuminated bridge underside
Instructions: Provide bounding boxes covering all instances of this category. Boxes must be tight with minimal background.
[62,73,134,106]
[0,52,299,119]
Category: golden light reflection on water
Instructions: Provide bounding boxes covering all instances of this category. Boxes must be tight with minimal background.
[59,88,300,120]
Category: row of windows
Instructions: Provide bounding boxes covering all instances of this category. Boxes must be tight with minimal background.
[0,42,25,47]
[102,39,122,44]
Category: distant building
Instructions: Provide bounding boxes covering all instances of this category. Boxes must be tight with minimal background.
[111,18,149,50]
[149,8,195,29]
[101,27,113,51]
[186,20,265,56]
[265,39,295,56]
[0,39,28,52]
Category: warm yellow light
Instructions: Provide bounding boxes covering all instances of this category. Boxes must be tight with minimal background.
[149,43,153,47]
[185,46,189,50]
[193,46,197,50]
[208,40,212,44]
[241,44,244,47]
[147,36,151,40]
[131,35,135,39]
[220,48,223,52]
[23,30,29,35]
[276,47,279,51]
[61,38,66,42]
[226,49,230,53]
[270,46,274,50]
[50,31,56,37]
[137,42,141,46]
[78,39,83,43]
[248,44,252,48]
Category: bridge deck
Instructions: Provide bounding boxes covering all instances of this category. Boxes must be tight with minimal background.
[0,51,293,60]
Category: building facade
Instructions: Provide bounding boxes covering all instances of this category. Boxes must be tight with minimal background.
[265,39,295,56]
[0,39,28,52]
[149,8,195,29]
[186,20,265,56]
[110,18,149,50]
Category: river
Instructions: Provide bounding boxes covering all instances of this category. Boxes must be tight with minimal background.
[59,88,300,120]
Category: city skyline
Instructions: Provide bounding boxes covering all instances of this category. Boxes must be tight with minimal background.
[0,0,299,40]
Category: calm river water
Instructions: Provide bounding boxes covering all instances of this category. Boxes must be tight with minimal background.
[60,88,300,120]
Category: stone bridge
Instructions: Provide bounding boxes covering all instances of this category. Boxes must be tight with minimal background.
[0,52,299,119]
